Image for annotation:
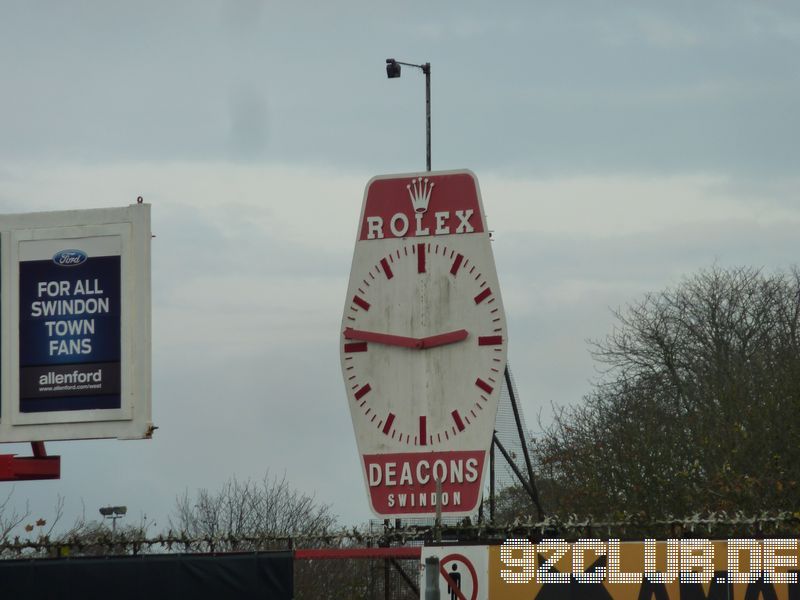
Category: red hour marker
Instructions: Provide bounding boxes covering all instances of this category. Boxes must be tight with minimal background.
[450,253,464,275]
[354,384,372,400]
[474,288,492,304]
[353,295,370,311]
[451,410,465,432]
[344,342,368,353]
[382,412,395,435]
[419,416,427,446]
[475,378,493,394]
[417,243,426,273]
[478,335,503,346]
[380,258,394,279]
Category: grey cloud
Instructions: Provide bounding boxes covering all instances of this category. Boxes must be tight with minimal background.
[0,2,797,178]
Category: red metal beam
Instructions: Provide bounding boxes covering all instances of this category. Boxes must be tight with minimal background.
[0,442,60,482]
[295,547,421,560]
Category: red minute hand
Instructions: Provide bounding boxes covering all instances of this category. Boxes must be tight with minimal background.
[418,329,469,349]
[343,328,420,349]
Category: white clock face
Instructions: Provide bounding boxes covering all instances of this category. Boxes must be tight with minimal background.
[341,238,506,449]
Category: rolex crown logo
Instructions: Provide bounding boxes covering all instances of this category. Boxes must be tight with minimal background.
[407,177,435,214]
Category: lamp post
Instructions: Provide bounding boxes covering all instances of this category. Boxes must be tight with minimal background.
[99,505,127,535]
[385,58,431,171]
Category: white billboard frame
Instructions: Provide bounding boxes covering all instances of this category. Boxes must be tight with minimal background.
[0,204,152,442]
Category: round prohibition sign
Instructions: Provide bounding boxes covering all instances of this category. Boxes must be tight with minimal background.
[439,553,478,600]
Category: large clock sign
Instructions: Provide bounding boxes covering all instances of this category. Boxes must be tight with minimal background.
[340,170,508,517]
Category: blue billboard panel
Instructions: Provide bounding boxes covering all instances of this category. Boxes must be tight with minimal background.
[19,244,121,413]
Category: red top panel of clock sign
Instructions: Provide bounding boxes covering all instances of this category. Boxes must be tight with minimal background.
[358,171,485,242]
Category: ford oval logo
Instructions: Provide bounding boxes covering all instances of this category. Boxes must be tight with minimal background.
[53,249,88,267]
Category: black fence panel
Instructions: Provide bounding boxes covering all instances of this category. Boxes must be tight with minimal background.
[0,552,293,600]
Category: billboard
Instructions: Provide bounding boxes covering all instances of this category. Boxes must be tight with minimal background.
[340,170,508,517]
[0,204,151,442]
[490,538,800,600]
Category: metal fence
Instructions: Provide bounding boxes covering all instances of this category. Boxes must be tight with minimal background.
[4,512,800,598]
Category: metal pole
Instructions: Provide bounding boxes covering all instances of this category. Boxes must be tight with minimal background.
[425,556,441,600]
[494,433,542,518]
[489,434,495,523]
[386,58,431,171]
[505,366,545,521]
[382,519,390,600]
[434,478,442,543]
[424,62,431,171]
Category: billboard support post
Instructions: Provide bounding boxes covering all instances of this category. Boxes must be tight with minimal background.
[489,436,495,522]
[503,366,544,520]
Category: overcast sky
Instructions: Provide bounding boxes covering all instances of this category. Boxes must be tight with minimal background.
[0,1,798,531]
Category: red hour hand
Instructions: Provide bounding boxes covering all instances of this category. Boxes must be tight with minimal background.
[344,328,419,349]
[418,329,469,349]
